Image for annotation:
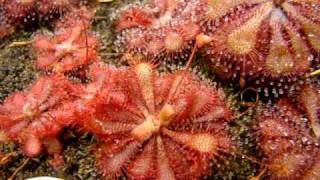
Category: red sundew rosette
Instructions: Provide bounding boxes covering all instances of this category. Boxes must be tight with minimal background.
[257,99,312,154]
[202,0,319,87]
[34,20,98,73]
[115,0,207,62]
[0,75,81,157]
[80,63,233,179]
[119,21,201,62]
[256,99,318,179]
[2,0,37,23]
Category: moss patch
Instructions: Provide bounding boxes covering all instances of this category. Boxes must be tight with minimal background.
[0,32,37,101]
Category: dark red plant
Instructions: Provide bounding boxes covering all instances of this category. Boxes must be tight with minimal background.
[1,0,37,23]
[256,93,320,179]
[116,0,320,94]
[0,75,81,157]
[0,0,89,39]
[202,0,320,91]
[77,62,233,179]
[2,0,83,21]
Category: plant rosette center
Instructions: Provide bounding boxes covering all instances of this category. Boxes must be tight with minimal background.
[131,104,175,142]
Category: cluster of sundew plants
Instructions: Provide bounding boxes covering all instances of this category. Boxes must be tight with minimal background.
[0,0,320,179]
[115,0,320,97]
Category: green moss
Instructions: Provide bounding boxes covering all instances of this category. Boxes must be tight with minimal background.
[209,156,259,180]
[208,115,260,180]
[62,132,100,180]
[0,32,38,101]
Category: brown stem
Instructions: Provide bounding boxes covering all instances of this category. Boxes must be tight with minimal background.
[307,69,320,78]
[98,0,114,2]
[184,42,197,70]
[249,167,267,180]
[8,40,34,48]
[8,158,30,180]
[0,152,18,166]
